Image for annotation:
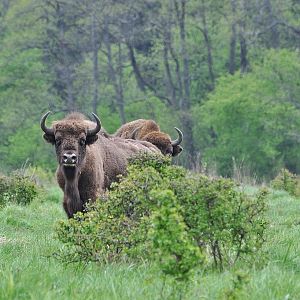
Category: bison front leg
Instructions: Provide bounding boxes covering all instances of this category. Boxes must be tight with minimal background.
[63,201,73,218]
[63,202,84,218]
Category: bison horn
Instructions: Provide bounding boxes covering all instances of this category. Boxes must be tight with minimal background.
[171,127,183,146]
[132,126,142,139]
[87,113,101,136]
[40,111,54,136]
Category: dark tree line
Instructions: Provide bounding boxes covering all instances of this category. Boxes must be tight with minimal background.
[0,0,299,174]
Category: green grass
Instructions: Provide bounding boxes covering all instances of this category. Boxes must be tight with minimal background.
[1,188,300,299]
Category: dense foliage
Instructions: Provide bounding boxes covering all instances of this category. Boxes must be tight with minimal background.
[0,172,38,206]
[195,50,300,178]
[56,153,268,272]
[271,168,300,197]
[0,0,299,178]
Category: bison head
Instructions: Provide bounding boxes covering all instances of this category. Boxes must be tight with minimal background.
[139,127,183,156]
[41,112,101,170]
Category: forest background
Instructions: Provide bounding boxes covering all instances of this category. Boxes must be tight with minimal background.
[0,0,299,180]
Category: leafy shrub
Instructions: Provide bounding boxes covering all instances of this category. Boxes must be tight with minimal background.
[0,175,10,207]
[271,168,300,197]
[149,189,203,281]
[56,154,172,263]
[56,153,268,271]
[0,173,38,206]
[174,175,268,269]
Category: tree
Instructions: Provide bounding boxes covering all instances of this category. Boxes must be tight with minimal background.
[195,49,300,178]
[41,0,85,112]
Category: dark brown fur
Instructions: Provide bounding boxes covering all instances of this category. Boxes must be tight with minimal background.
[114,119,183,156]
[42,113,160,218]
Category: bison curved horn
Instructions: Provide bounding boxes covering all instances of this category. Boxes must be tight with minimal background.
[40,111,54,136]
[132,126,142,139]
[171,127,183,146]
[87,113,101,136]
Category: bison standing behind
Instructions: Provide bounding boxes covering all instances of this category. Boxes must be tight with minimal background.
[114,119,183,156]
[41,112,160,218]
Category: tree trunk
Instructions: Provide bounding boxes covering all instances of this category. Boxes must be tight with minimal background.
[162,20,177,106]
[228,0,237,75]
[127,40,172,106]
[127,43,146,92]
[116,43,126,124]
[0,0,9,35]
[59,13,75,111]
[104,21,126,124]
[200,0,215,89]
[174,0,196,167]
[239,0,249,74]
[91,12,99,113]
[263,0,279,48]
[239,30,249,73]
[1,0,9,15]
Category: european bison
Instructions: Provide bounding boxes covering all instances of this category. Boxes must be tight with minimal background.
[41,112,160,218]
[114,119,183,156]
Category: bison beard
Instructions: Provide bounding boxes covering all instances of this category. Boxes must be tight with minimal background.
[114,119,183,156]
[41,112,160,218]
[60,167,82,217]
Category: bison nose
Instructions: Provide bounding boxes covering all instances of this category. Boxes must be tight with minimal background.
[63,153,77,165]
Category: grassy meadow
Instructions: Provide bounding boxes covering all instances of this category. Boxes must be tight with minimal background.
[1,186,300,300]
[1,2,300,299]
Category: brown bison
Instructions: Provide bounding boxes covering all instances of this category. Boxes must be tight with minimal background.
[114,119,183,156]
[41,112,160,218]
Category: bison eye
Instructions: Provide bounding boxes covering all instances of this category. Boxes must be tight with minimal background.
[55,139,62,147]
[79,138,86,146]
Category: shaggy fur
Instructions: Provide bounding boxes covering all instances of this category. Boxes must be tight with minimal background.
[42,113,160,218]
[114,119,183,156]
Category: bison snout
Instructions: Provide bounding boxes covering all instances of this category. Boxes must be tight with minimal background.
[63,153,77,166]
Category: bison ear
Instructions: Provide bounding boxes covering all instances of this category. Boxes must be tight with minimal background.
[43,133,55,145]
[86,134,98,145]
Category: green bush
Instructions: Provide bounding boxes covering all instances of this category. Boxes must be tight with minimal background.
[0,173,38,206]
[271,168,300,197]
[0,175,10,207]
[174,175,268,269]
[56,153,268,271]
[149,189,203,281]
